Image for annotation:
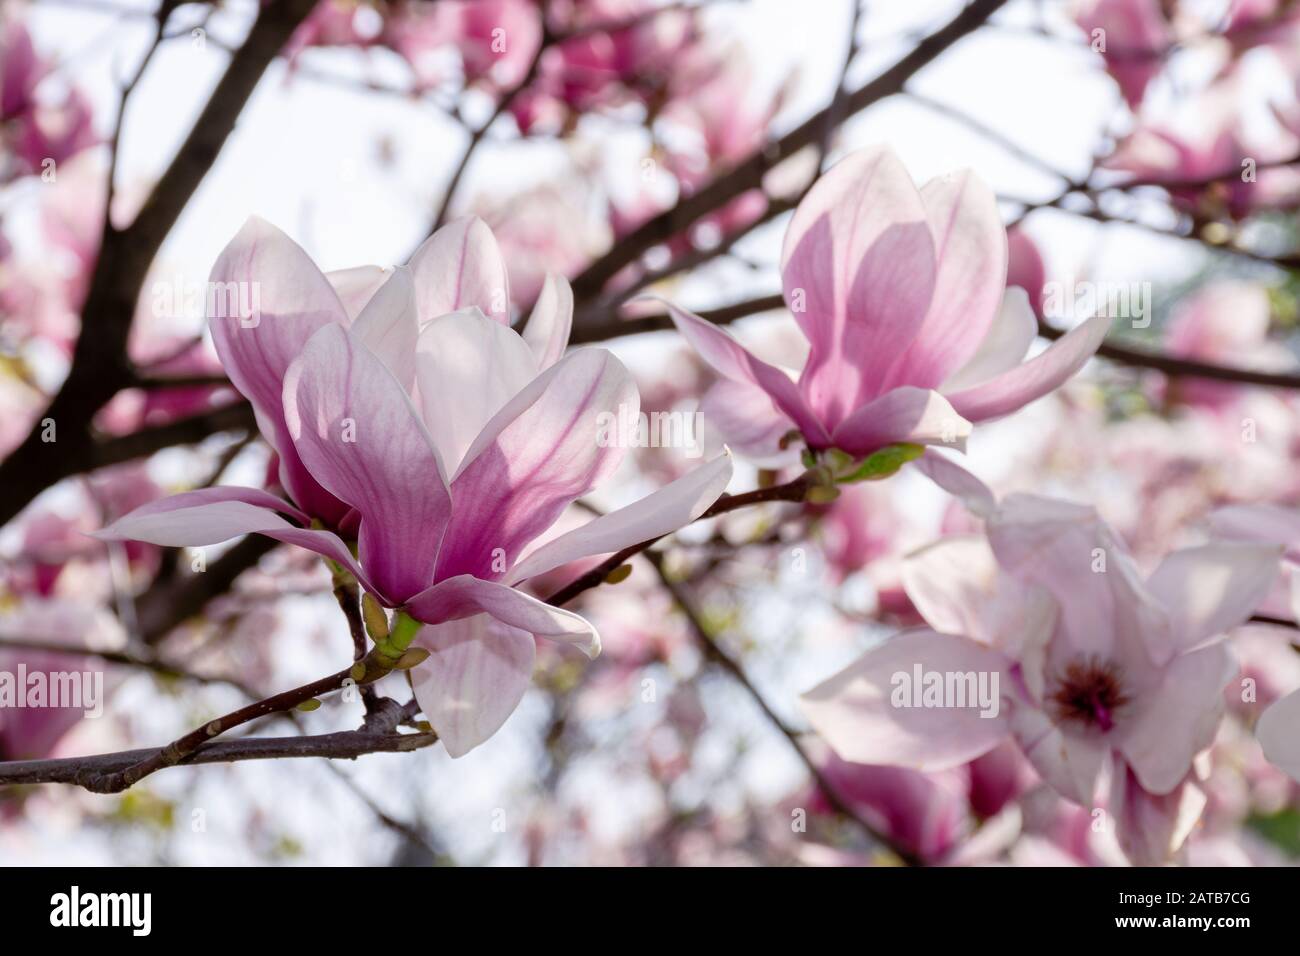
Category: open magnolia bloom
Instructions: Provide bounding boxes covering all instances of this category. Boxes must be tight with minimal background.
[96,216,734,756]
[663,145,1110,464]
[1206,503,1300,785]
[800,492,1280,864]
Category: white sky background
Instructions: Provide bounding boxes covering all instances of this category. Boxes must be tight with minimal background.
[4,0,1290,864]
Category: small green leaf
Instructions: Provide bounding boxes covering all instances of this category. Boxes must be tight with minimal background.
[296,698,322,713]
[836,443,925,483]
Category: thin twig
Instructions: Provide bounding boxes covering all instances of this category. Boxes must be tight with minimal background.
[642,550,921,866]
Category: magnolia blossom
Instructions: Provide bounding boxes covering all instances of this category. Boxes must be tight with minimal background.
[0,599,125,762]
[511,0,697,132]
[96,215,734,756]
[663,146,1110,463]
[0,16,96,182]
[801,487,1279,863]
[1207,503,1300,785]
[1104,82,1300,219]
[1073,0,1170,109]
[1161,281,1291,409]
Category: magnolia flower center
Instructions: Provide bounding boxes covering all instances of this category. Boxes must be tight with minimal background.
[1048,656,1128,733]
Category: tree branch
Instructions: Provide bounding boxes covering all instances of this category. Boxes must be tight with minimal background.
[0,0,317,528]
[1,470,818,790]
[643,550,921,865]
[566,0,1009,306]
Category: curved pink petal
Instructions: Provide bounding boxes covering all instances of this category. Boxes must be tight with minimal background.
[404,574,599,657]
[1008,703,1105,805]
[92,493,373,592]
[1117,641,1235,795]
[800,628,1010,771]
[829,387,971,457]
[92,485,308,534]
[415,308,539,474]
[944,315,1109,423]
[507,451,734,584]
[881,170,1007,390]
[283,324,451,604]
[1006,228,1046,315]
[410,614,536,758]
[349,265,419,390]
[521,272,573,370]
[326,265,389,320]
[988,494,1165,662]
[660,299,830,447]
[1145,542,1282,649]
[911,452,996,517]
[408,216,510,324]
[940,288,1037,392]
[1257,688,1300,783]
[434,349,637,581]
[1109,763,1206,866]
[780,146,937,426]
[902,536,1055,660]
[1208,503,1300,558]
[207,216,351,525]
[698,379,799,467]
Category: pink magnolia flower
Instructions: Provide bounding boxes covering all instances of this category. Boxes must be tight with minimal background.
[285,0,383,61]
[1005,227,1046,317]
[663,146,1110,462]
[450,0,543,89]
[1160,281,1291,409]
[801,491,1279,863]
[810,483,900,586]
[94,215,733,756]
[0,16,96,182]
[0,599,124,762]
[1207,503,1300,785]
[1104,83,1300,219]
[809,750,971,864]
[479,181,608,304]
[1224,0,1300,53]
[549,0,693,105]
[1073,0,1171,110]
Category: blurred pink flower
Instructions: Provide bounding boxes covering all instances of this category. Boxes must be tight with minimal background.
[811,751,971,863]
[1161,281,1291,409]
[1073,0,1171,110]
[664,146,1109,460]
[1104,83,1300,219]
[0,16,97,182]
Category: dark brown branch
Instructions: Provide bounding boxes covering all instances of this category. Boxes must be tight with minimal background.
[0,637,258,695]
[643,550,921,865]
[1,470,817,790]
[1038,321,1300,390]
[1249,614,1300,631]
[89,400,256,472]
[0,0,317,528]
[569,293,786,344]
[0,729,437,788]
